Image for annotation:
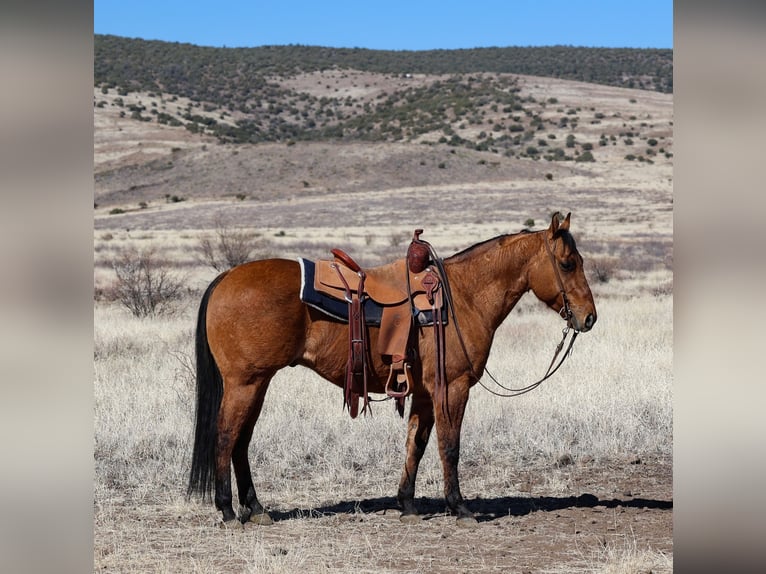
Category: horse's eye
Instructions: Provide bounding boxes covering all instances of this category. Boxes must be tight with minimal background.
[559,260,576,272]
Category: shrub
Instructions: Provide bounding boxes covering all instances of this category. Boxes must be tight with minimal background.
[589,257,619,283]
[197,215,261,272]
[112,247,184,317]
[389,231,406,247]
[575,151,595,162]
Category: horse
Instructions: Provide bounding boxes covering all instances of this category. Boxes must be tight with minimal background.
[187,212,596,525]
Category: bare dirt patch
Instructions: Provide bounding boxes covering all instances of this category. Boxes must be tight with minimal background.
[95,457,671,573]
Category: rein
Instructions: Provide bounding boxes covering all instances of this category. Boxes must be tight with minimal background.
[447,230,580,398]
[477,327,578,397]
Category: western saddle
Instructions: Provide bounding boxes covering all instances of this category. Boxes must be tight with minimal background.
[311,230,448,418]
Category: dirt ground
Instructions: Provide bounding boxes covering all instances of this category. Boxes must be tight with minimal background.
[95,456,671,573]
[252,457,673,573]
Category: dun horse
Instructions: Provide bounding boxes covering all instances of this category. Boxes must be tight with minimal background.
[188,213,596,525]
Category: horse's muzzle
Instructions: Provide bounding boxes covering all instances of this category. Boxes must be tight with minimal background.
[571,312,597,333]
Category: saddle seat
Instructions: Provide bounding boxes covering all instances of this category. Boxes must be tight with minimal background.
[313,254,437,313]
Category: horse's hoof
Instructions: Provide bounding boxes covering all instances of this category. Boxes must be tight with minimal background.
[399,512,422,524]
[456,516,478,528]
[249,512,273,526]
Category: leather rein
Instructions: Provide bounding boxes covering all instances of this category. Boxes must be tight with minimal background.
[449,230,580,398]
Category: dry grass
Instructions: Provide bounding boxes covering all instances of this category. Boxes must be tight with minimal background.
[94,282,671,572]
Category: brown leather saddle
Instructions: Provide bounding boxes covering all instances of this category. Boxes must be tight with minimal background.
[311,230,447,418]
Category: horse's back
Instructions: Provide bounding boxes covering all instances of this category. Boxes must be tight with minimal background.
[212,258,301,298]
[206,258,308,376]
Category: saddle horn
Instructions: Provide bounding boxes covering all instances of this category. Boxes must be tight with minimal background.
[407,229,430,274]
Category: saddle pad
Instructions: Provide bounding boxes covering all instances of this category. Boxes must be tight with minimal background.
[298,258,446,327]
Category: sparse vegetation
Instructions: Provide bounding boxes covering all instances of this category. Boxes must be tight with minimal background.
[197,215,262,271]
[111,246,185,317]
[589,256,619,283]
[94,35,672,153]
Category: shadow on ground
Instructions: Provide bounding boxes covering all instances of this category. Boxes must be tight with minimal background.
[268,493,673,523]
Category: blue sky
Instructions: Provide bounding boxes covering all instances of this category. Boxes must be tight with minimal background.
[94,1,673,50]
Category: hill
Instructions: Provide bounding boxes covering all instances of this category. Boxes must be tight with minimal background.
[95,35,672,96]
[95,35,671,147]
[95,72,672,208]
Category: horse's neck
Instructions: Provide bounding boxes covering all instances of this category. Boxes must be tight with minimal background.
[444,233,537,332]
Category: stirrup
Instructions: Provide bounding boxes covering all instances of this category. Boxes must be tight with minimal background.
[385,363,412,398]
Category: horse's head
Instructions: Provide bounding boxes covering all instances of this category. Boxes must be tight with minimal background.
[528,212,597,333]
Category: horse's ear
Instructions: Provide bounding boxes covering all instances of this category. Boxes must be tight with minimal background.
[549,212,570,238]
[548,212,561,235]
[560,212,571,233]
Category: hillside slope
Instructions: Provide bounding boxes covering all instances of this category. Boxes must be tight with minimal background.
[95,73,672,209]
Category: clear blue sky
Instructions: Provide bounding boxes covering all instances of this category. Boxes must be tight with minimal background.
[94,1,673,50]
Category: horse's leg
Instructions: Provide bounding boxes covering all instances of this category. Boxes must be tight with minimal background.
[214,380,262,524]
[433,375,476,524]
[397,392,435,522]
[232,377,273,525]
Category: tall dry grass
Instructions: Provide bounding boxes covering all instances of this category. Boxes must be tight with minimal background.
[95,292,671,486]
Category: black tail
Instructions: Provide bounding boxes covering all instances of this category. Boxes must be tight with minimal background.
[187,272,227,501]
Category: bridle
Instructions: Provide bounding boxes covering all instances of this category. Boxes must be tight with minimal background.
[469,230,579,397]
[544,231,574,325]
